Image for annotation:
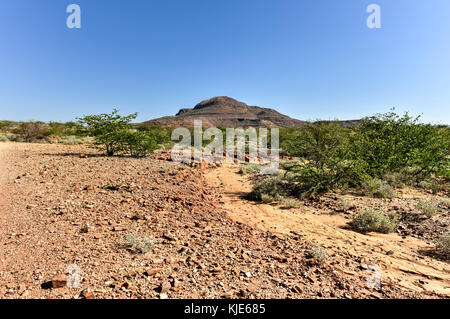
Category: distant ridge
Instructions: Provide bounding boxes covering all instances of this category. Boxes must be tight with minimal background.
[141,96,308,128]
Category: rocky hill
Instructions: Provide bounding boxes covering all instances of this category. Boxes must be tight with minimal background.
[141,96,308,128]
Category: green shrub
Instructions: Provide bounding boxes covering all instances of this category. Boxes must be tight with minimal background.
[416,199,439,218]
[349,209,398,234]
[280,160,304,171]
[308,246,329,264]
[77,109,138,156]
[277,112,449,197]
[136,125,172,146]
[279,123,367,197]
[121,130,158,158]
[350,111,449,180]
[248,176,287,202]
[362,178,396,199]
[0,135,8,142]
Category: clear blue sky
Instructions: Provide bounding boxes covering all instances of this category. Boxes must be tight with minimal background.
[1,0,449,124]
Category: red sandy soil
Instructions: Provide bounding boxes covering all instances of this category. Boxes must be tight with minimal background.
[0,142,447,299]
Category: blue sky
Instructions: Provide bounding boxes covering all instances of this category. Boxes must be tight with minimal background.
[0,0,449,124]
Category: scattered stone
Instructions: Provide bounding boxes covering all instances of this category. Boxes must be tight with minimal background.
[80,288,95,299]
[159,281,171,294]
[41,275,67,289]
[144,268,163,276]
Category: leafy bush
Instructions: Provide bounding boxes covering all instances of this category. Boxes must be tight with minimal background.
[308,246,329,264]
[279,123,367,197]
[136,125,171,145]
[248,176,287,202]
[350,111,449,180]
[78,109,138,156]
[362,178,396,199]
[121,130,158,158]
[0,135,8,142]
[349,209,398,234]
[277,112,449,198]
[416,199,439,218]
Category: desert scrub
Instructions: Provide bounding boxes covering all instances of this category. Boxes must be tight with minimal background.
[382,172,406,188]
[122,231,153,254]
[362,178,396,199]
[248,176,287,202]
[436,232,450,259]
[282,198,302,208]
[239,163,260,175]
[416,199,439,218]
[308,246,329,265]
[0,135,8,142]
[349,209,399,234]
[338,199,355,211]
[417,179,439,193]
[59,135,83,145]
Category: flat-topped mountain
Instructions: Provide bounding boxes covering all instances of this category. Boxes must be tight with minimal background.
[141,96,308,128]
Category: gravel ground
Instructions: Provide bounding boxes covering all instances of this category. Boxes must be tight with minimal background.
[0,142,442,299]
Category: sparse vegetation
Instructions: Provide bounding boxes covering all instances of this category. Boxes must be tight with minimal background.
[362,178,396,199]
[416,199,439,218]
[436,232,450,259]
[268,111,449,199]
[14,121,48,142]
[308,246,329,265]
[349,209,399,234]
[338,199,355,211]
[247,176,287,202]
[59,135,84,145]
[239,163,260,175]
[282,198,302,208]
[122,231,153,254]
[103,184,130,191]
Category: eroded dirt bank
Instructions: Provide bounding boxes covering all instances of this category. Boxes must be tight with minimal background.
[0,143,446,298]
[206,164,450,296]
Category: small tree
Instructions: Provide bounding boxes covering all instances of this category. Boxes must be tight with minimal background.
[77,109,137,156]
